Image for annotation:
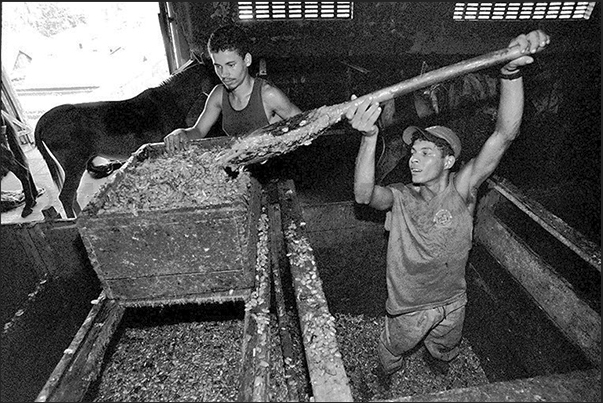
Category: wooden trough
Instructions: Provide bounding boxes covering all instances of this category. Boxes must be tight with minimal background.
[1,143,599,401]
[282,176,600,402]
[76,137,262,306]
[35,208,276,402]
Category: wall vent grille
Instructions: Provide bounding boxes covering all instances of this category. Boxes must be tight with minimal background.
[238,2,353,20]
[453,2,596,20]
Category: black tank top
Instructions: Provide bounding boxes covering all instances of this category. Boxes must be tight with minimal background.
[221,78,270,137]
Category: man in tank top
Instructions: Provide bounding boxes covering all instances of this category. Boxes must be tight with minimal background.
[344,30,550,385]
[164,24,301,154]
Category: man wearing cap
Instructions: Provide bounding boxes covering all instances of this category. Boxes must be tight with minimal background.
[344,29,550,383]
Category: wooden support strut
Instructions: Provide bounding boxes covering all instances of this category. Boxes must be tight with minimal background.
[238,209,273,402]
[474,181,601,368]
[276,178,354,402]
[35,291,126,402]
[487,175,601,272]
[266,198,302,402]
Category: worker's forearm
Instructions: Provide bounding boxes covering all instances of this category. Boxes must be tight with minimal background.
[495,73,524,140]
[185,126,205,140]
[354,134,378,204]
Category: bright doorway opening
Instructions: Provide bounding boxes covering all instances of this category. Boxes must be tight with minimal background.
[2,2,170,131]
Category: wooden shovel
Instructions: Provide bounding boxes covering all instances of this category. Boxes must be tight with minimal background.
[216,44,541,170]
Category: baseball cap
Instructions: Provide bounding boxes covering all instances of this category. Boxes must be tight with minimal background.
[402,125,461,159]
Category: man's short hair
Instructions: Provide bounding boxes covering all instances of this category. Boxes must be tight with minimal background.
[207,24,251,58]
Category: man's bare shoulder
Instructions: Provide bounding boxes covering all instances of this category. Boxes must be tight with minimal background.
[206,84,224,107]
[452,161,481,208]
[259,79,286,100]
[208,84,224,97]
[258,77,301,118]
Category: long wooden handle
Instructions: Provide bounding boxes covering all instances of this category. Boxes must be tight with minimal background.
[348,44,533,107]
[216,43,542,168]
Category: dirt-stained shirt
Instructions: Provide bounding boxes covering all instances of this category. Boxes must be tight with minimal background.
[384,173,473,315]
[221,77,269,137]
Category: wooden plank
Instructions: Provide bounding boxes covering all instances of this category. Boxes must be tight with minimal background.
[2,220,103,402]
[103,270,254,302]
[29,224,62,276]
[487,175,600,272]
[35,291,126,402]
[13,223,51,278]
[392,368,600,402]
[238,210,272,402]
[277,179,353,402]
[38,220,92,278]
[266,199,301,402]
[78,220,112,298]
[115,289,251,308]
[2,271,103,403]
[80,211,250,278]
[475,192,600,366]
[1,224,41,324]
[2,64,33,130]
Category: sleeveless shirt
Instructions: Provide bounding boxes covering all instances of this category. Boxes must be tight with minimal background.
[221,77,270,137]
[384,173,473,315]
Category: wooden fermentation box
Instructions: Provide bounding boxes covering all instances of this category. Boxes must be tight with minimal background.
[76,138,261,307]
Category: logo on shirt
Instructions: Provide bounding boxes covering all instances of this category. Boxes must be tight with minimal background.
[433,209,453,227]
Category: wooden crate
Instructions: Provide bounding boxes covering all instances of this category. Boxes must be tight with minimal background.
[77,138,261,307]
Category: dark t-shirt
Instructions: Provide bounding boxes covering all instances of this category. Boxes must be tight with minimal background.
[384,173,473,315]
[221,77,269,137]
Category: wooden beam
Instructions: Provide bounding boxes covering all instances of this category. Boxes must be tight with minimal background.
[238,209,272,402]
[1,64,31,129]
[487,175,600,272]
[277,179,353,402]
[35,291,126,402]
[157,2,177,74]
[266,198,302,402]
[475,190,600,367]
[392,368,600,402]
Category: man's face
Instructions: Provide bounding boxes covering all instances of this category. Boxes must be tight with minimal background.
[408,140,447,184]
[210,49,249,90]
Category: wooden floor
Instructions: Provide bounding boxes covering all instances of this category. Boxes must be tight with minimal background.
[1,144,107,224]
